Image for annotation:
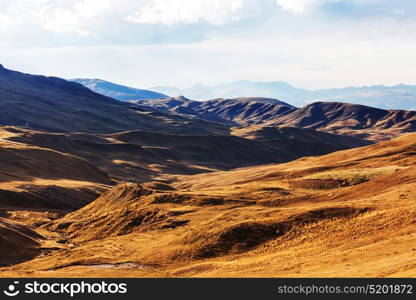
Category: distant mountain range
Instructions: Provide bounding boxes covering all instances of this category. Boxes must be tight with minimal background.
[151,80,416,110]
[73,78,416,110]
[71,78,167,101]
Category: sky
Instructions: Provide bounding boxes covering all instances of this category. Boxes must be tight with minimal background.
[0,0,415,90]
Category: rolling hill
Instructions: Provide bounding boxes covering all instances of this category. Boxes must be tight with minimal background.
[1,133,415,277]
[1,125,369,183]
[0,127,111,210]
[0,218,43,266]
[266,102,416,141]
[136,96,296,126]
[0,65,374,213]
[136,97,416,141]
[68,75,416,142]
[1,65,415,278]
[0,65,227,135]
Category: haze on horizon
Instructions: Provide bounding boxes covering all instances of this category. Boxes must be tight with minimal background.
[1,0,415,90]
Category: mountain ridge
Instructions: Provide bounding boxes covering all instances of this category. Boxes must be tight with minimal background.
[69,76,416,141]
[151,80,416,110]
[135,96,296,126]
[72,76,416,110]
[265,101,416,141]
[71,78,168,101]
[0,65,228,135]
[133,96,416,141]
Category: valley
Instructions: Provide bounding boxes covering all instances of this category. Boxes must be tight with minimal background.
[1,133,416,277]
[0,65,415,278]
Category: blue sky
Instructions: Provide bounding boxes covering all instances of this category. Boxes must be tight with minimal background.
[1,0,415,89]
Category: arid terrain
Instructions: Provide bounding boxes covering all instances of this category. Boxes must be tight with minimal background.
[0,66,415,278]
[1,130,415,277]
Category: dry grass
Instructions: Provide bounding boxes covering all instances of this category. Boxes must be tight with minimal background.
[303,166,408,187]
[1,133,416,278]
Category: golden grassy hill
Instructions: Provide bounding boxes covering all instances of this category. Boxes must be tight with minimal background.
[0,132,111,210]
[2,126,368,182]
[1,133,415,277]
[0,218,43,266]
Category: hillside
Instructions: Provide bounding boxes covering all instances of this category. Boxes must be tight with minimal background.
[70,76,416,142]
[231,126,371,148]
[1,126,368,182]
[1,133,415,277]
[0,127,111,210]
[266,102,416,141]
[0,129,110,185]
[0,218,43,266]
[132,95,416,142]
[71,78,167,101]
[1,66,415,278]
[193,97,296,126]
[137,96,297,126]
[0,65,227,135]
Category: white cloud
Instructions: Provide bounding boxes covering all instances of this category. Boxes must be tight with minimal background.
[126,0,268,25]
[125,0,335,26]
[0,13,17,26]
[41,9,90,35]
[275,0,328,13]
[1,0,416,91]
[40,0,116,35]
[0,0,126,36]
